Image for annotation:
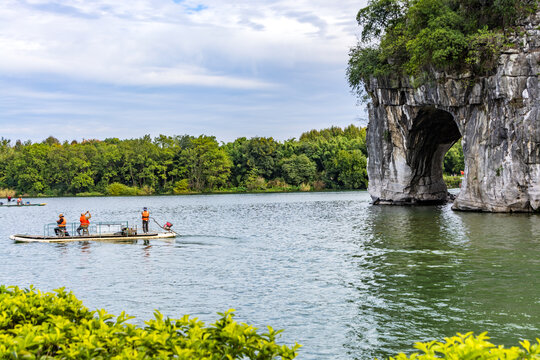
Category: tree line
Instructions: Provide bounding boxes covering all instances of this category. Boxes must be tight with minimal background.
[0,125,370,196]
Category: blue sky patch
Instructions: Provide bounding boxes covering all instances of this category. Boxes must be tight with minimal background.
[27,1,98,19]
[187,4,208,12]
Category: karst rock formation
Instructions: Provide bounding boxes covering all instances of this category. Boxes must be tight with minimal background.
[365,14,540,212]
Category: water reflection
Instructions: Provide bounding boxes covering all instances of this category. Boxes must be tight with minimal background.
[80,241,91,254]
[346,204,539,359]
[343,205,465,358]
[143,244,152,258]
[451,211,540,338]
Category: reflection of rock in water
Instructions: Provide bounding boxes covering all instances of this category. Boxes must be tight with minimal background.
[349,205,540,358]
[346,205,466,358]
[365,13,540,212]
[449,210,540,340]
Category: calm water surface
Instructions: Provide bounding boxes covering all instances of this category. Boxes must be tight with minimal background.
[0,192,539,359]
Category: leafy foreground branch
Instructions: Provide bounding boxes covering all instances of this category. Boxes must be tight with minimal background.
[0,285,300,359]
[2,286,535,359]
[385,332,540,359]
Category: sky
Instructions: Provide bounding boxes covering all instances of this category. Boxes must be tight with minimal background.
[0,0,368,143]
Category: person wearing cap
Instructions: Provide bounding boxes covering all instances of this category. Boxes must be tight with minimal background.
[54,214,69,236]
[77,211,91,235]
[142,207,150,233]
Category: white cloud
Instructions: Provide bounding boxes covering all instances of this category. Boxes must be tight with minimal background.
[0,0,369,142]
[0,0,364,88]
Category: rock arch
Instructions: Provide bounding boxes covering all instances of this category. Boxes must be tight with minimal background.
[365,16,540,212]
[406,107,461,203]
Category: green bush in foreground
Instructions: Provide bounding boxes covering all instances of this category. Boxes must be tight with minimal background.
[385,332,540,360]
[0,285,300,359]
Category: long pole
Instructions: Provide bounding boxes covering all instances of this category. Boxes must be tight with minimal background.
[150,217,179,236]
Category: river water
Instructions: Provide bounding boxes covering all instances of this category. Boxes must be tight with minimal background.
[0,191,538,359]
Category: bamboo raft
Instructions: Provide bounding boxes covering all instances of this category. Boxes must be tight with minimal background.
[10,221,176,243]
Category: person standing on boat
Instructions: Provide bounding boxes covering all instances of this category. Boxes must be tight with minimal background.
[16,197,22,206]
[142,207,150,233]
[7,195,11,202]
[77,211,91,235]
[54,214,69,236]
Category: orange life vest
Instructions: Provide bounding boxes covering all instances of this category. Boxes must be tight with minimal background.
[142,210,149,221]
[80,215,89,225]
[59,218,66,228]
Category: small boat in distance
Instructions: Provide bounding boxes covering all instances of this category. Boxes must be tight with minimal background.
[10,221,176,243]
[0,203,46,207]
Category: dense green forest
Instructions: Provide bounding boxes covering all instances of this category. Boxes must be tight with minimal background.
[347,0,537,92]
[0,125,465,197]
[0,125,370,196]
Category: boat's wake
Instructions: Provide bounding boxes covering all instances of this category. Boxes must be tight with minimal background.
[174,234,241,247]
[176,234,240,240]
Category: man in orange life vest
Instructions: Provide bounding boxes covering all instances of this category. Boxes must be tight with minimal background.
[54,214,69,236]
[77,211,91,235]
[142,207,150,233]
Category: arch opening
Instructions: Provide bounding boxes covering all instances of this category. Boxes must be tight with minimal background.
[406,107,461,203]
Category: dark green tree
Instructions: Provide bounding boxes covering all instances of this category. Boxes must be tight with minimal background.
[326,150,368,189]
[443,142,464,174]
[180,136,232,191]
[281,154,317,186]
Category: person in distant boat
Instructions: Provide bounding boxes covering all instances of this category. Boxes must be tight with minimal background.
[7,195,11,202]
[54,214,69,236]
[77,211,91,235]
[16,197,22,206]
[142,207,150,233]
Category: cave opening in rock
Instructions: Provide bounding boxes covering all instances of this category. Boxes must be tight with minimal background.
[407,107,462,202]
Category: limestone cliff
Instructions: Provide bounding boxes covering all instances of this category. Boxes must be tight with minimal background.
[366,14,540,212]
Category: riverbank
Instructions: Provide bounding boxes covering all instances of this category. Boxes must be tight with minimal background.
[33,188,342,198]
[4,175,461,198]
[8,185,332,198]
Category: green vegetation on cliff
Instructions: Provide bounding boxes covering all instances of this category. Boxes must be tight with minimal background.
[0,125,368,196]
[348,0,538,93]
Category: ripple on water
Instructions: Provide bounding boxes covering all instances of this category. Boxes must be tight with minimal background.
[0,192,539,359]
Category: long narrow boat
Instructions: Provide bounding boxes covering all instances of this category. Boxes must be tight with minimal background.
[0,203,46,207]
[10,221,177,243]
[10,232,176,243]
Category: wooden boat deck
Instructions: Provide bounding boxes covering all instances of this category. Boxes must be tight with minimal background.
[10,232,176,243]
